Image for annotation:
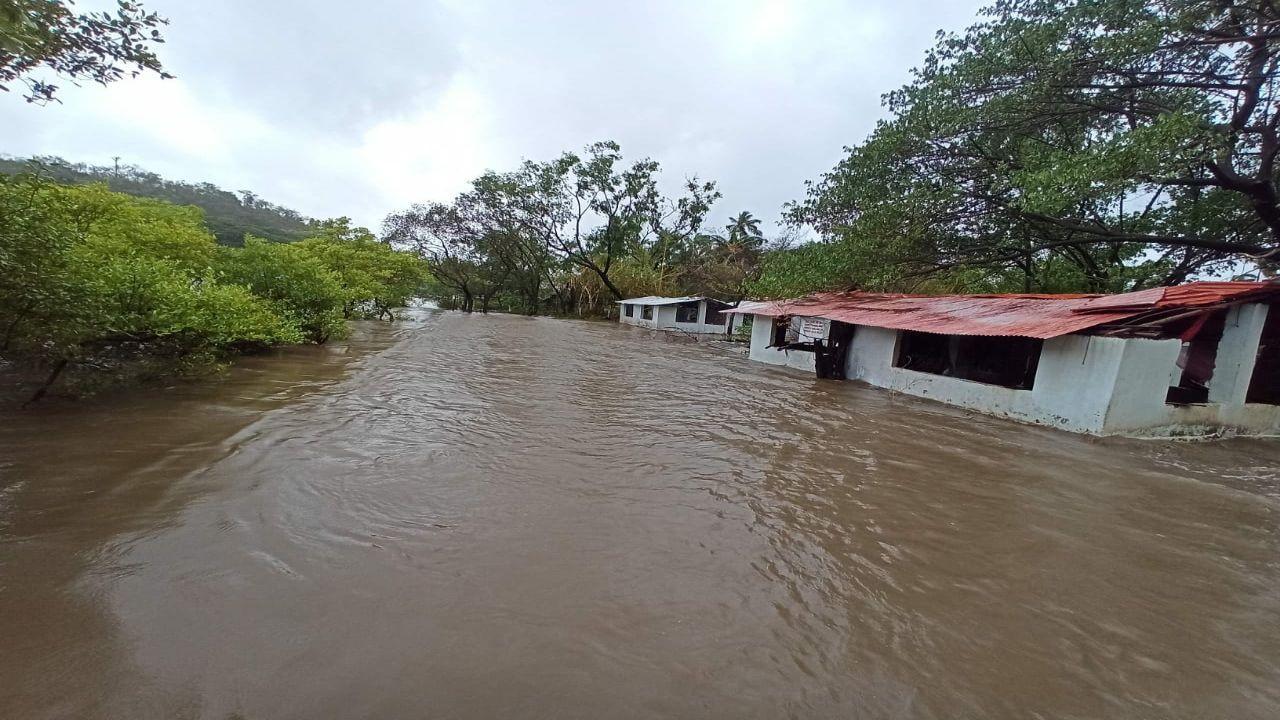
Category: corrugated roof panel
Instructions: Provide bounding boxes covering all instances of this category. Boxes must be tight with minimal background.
[727,281,1280,339]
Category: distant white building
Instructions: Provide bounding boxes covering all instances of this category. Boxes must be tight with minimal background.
[728,282,1280,438]
[617,296,743,335]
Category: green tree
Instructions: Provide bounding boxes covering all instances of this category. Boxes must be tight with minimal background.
[383,202,510,313]
[791,0,1280,294]
[533,141,719,300]
[215,237,347,343]
[385,141,721,314]
[298,218,430,319]
[0,0,171,104]
[0,175,305,403]
[724,211,763,245]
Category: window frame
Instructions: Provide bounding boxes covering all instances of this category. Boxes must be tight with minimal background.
[675,302,700,324]
[893,330,1042,390]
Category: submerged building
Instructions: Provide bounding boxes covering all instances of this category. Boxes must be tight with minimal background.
[617,296,742,335]
[727,282,1280,437]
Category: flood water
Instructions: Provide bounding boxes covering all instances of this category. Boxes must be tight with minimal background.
[2,310,1279,719]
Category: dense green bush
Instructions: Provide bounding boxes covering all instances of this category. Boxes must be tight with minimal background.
[215,237,349,344]
[296,219,430,320]
[0,175,428,401]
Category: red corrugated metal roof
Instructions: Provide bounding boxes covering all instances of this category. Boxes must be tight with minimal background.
[727,281,1280,339]
[1075,281,1274,313]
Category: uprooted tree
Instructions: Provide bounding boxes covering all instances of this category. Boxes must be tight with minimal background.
[779,0,1280,295]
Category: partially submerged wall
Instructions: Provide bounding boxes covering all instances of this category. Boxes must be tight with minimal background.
[843,326,1130,434]
[745,305,1280,437]
[619,305,659,329]
[623,302,738,335]
[1100,304,1280,436]
[748,314,816,373]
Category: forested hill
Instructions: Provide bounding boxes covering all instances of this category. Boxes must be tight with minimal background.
[0,156,312,246]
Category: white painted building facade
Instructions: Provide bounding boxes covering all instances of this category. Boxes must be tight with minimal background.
[744,299,1280,438]
[618,296,742,335]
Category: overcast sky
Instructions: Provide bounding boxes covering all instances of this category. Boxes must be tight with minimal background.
[2,0,988,235]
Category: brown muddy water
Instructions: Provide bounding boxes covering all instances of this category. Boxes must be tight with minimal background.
[2,310,1279,719]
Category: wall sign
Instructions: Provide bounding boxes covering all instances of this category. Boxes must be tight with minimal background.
[798,317,830,340]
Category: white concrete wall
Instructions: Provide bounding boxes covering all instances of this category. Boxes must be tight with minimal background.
[841,326,1279,436]
[619,303,660,329]
[669,301,740,335]
[747,313,816,372]
[1098,338,1184,433]
[1099,303,1280,436]
[655,305,677,329]
[743,305,1280,437]
[622,301,743,335]
[619,304,637,326]
[841,326,1118,433]
[1208,303,1269,405]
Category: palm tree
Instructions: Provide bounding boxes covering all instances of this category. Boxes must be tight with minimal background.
[725,211,763,245]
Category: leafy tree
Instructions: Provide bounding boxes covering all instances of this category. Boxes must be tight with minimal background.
[386,141,722,314]
[681,231,767,302]
[0,176,428,402]
[725,211,763,245]
[215,237,347,343]
[532,141,720,300]
[791,0,1280,294]
[0,176,299,402]
[298,218,430,319]
[0,0,171,104]
[383,202,511,313]
[0,172,87,351]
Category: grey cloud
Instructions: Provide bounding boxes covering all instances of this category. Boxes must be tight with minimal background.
[160,0,461,133]
[0,0,989,233]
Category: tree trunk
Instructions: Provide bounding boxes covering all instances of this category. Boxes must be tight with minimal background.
[526,278,541,315]
[23,358,68,408]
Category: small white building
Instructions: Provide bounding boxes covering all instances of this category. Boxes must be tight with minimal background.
[728,282,1280,437]
[617,296,743,335]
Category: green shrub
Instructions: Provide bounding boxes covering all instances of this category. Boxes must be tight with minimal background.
[215,237,348,343]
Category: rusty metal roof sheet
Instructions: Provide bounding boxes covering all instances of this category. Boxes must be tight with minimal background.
[728,281,1280,339]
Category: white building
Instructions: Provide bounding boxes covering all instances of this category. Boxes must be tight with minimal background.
[729,282,1280,437]
[617,296,743,335]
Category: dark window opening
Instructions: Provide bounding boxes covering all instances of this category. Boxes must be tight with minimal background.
[703,301,731,326]
[894,331,1041,389]
[772,317,799,347]
[641,305,653,320]
[624,304,634,317]
[1247,305,1280,405]
[675,302,700,323]
[815,322,857,380]
[1166,310,1226,405]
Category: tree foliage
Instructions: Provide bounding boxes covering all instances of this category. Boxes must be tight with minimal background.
[787,0,1280,294]
[0,0,171,104]
[385,141,761,316]
[297,218,430,320]
[0,174,428,400]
